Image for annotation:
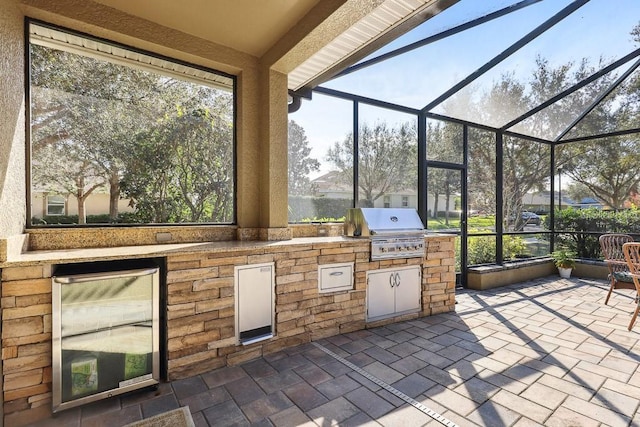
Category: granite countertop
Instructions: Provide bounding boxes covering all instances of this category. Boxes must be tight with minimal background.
[0,236,357,268]
[0,234,451,268]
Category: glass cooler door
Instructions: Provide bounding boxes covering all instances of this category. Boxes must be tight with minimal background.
[52,267,159,412]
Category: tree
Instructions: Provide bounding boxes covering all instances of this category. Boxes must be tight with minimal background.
[564,181,596,204]
[563,137,640,209]
[121,93,234,223]
[557,43,640,209]
[427,120,462,223]
[326,121,416,207]
[450,55,622,230]
[30,42,235,224]
[467,127,496,216]
[288,120,320,196]
[468,71,552,231]
[30,44,159,223]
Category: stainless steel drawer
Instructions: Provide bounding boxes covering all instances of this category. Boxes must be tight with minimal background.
[318,262,354,293]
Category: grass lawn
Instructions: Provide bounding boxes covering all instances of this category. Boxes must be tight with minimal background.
[427,215,495,230]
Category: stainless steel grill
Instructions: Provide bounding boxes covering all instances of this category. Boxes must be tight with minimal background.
[344,208,426,260]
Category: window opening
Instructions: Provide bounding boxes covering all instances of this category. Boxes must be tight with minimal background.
[356,104,418,209]
[28,21,235,226]
[46,195,66,216]
[287,93,354,222]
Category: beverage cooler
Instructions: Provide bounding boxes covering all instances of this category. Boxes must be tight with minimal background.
[52,260,161,413]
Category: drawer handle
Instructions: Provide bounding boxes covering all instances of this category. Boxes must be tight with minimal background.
[329,271,343,276]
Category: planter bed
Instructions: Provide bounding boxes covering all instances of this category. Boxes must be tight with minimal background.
[467,258,609,290]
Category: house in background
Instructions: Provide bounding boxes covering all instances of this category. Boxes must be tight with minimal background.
[311,170,454,212]
[522,191,577,213]
[30,190,134,220]
[575,197,605,209]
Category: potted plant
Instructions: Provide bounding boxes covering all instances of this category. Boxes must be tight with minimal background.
[551,248,576,278]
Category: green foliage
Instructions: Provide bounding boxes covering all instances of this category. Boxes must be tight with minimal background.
[288,120,320,196]
[464,235,528,266]
[504,235,528,260]
[550,248,576,269]
[32,213,142,225]
[561,136,640,209]
[469,216,496,228]
[427,215,495,231]
[121,102,234,223]
[548,207,640,259]
[288,196,352,223]
[466,237,495,265]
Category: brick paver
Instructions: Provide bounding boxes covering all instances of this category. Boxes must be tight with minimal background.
[29,276,640,426]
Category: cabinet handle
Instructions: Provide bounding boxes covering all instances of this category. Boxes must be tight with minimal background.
[329,271,343,276]
[390,272,401,288]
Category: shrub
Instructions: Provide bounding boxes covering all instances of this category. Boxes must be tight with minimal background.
[463,234,528,266]
[288,196,352,222]
[32,213,143,225]
[548,207,640,259]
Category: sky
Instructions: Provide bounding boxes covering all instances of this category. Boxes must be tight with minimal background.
[289,0,640,179]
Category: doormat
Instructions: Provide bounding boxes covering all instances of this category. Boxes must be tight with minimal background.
[124,406,195,427]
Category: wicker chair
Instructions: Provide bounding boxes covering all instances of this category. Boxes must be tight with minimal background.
[622,242,640,330]
[599,234,636,305]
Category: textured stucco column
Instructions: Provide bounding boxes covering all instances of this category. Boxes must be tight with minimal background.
[235,65,262,230]
[257,67,289,236]
[0,0,27,261]
[235,66,289,240]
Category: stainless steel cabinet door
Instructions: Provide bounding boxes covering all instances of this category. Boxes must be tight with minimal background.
[235,263,274,343]
[366,270,396,320]
[367,266,421,321]
[393,266,421,314]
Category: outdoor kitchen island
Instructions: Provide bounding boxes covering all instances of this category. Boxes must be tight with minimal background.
[0,233,455,424]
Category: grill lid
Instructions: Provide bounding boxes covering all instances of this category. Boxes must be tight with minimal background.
[344,208,425,237]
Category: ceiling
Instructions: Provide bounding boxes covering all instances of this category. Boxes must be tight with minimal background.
[93,0,323,58]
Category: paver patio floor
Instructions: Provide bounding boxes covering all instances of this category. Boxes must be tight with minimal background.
[29,276,640,427]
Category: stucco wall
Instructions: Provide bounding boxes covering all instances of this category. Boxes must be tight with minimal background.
[0,0,27,240]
